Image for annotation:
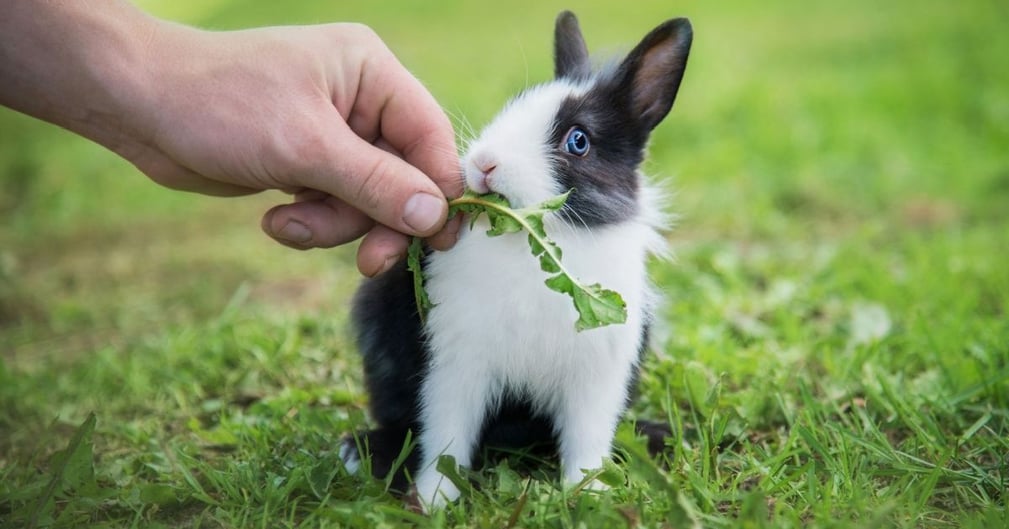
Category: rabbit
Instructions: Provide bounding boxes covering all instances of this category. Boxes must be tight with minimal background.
[341,11,692,509]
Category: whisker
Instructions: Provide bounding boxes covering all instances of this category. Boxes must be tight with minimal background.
[514,35,530,89]
[441,106,477,148]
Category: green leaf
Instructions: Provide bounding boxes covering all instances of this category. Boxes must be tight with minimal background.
[28,413,98,529]
[596,458,627,488]
[536,191,572,212]
[58,422,97,491]
[571,284,628,331]
[543,275,627,331]
[308,462,338,501]
[539,253,562,274]
[543,273,573,293]
[407,236,432,323]
[409,190,627,331]
[434,455,471,498]
[485,209,524,236]
[138,484,180,506]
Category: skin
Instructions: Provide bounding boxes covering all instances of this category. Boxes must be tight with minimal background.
[0,1,462,276]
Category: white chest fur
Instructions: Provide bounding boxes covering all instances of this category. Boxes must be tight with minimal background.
[413,210,664,507]
[424,215,655,393]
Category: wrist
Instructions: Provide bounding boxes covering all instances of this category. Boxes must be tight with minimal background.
[0,1,161,155]
[66,4,163,156]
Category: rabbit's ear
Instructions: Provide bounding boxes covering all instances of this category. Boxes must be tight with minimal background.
[554,11,590,80]
[612,18,693,132]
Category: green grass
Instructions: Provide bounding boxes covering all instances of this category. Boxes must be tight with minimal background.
[2,0,1007,527]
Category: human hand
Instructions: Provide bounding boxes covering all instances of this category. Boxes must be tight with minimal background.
[124,22,463,276]
[0,1,462,276]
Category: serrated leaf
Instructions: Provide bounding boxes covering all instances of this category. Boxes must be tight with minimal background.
[407,237,432,323]
[546,274,627,331]
[544,272,574,293]
[523,214,547,238]
[539,252,562,274]
[485,210,524,236]
[572,284,628,331]
[470,191,511,208]
[535,190,572,212]
[529,234,563,274]
[410,190,627,331]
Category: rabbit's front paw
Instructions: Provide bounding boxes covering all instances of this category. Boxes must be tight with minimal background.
[414,469,461,511]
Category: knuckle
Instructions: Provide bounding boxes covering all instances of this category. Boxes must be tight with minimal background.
[355,156,394,214]
[354,23,385,49]
[348,23,379,42]
[335,22,384,52]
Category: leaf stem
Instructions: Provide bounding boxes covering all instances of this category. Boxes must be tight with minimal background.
[447,195,570,282]
[409,192,627,330]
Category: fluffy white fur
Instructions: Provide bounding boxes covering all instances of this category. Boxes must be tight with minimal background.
[463,81,588,207]
[413,81,668,508]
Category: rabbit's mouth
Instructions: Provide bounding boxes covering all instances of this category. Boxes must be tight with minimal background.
[463,184,518,209]
[463,166,518,205]
[462,151,557,209]
[464,155,497,194]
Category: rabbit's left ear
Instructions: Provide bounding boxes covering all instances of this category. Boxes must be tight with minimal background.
[554,11,590,80]
[613,18,693,132]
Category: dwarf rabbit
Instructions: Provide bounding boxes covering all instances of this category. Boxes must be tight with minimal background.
[342,11,692,509]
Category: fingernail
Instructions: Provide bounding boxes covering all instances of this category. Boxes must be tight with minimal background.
[276,220,312,244]
[374,254,400,277]
[402,193,445,234]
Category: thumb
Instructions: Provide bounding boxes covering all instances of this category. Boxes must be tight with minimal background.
[294,120,449,237]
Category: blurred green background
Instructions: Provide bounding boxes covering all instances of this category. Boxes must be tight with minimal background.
[2,0,1006,355]
[1,0,1008,526]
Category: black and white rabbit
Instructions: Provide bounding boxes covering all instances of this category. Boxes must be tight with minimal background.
[342,11,692,509]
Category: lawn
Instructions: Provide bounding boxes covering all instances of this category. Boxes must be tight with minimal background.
[2,0,1007,527]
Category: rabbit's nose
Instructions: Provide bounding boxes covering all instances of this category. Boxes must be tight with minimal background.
[467,155,498,193]
[479,162,497,177]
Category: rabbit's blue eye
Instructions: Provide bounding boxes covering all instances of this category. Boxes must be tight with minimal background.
[563,127,590,156]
